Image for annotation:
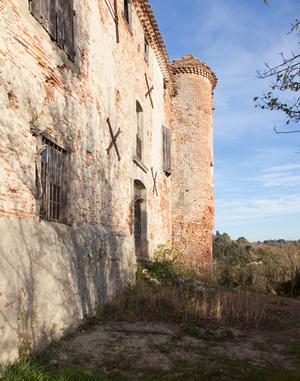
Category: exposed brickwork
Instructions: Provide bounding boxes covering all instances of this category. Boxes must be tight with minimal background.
[171,57,215,273]
[0,1,216,364]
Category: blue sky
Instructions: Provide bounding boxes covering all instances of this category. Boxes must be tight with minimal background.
[151,0,300,241]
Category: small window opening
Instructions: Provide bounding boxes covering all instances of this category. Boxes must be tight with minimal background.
[40,137,66,222]
[123,0,131,26]
[144,37,149,62]
[136,101,143,161]
[134,180,148,258]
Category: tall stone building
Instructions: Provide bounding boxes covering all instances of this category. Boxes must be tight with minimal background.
[0,0,216,364]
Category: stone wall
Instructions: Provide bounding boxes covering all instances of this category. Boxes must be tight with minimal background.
[0,0,215,365]
[0,217,132,363]
[0,0,172,238]
[0,0,173,363]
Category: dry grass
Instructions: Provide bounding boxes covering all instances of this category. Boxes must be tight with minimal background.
[98,249,267,326]
[98,279,266,326]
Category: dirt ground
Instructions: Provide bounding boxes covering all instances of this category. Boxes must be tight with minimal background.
[44,296,300,379]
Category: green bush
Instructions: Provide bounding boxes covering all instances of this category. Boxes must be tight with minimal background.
[138,244,184,287]
[213,233,300,297]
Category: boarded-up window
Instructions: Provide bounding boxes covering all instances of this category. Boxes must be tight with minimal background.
[39,136,67,223]
[29,0,75,61]
[162,126,171,176]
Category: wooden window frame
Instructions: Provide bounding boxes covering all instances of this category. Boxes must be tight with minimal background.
[123,0,132,27]
[37,135,68,224]
[136,101,143,162]
[144,37,149,63]
[134,180,148,258]
[28,0,75,62]
[162,126,171,176]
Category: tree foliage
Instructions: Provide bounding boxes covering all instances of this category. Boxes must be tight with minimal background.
[213,232,300,296]
[254,19,300,132]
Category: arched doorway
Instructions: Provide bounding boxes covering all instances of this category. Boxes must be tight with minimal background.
[134,180,148,259]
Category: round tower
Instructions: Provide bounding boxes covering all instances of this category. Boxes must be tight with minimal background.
[170,55,217,273]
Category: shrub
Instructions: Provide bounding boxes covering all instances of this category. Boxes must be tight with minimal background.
[213,233,300,297]
[138,244,182,287]
[256,245,300,296]
[99,252,266,326]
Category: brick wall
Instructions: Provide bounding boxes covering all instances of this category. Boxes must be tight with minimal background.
[0,0,173,364]
[0,1,215,364]
[171,58,215,273]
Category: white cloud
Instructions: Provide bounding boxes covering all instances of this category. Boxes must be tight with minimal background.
[256,163,300,188]
[216,194,300,224]
[263,163,300,173]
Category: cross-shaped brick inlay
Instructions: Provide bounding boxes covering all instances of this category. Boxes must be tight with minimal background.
[106,117,121,161]
[145,73,154,109]
[151,167,158,196]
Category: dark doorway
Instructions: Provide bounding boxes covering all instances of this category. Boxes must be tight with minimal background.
[134,180,148,259]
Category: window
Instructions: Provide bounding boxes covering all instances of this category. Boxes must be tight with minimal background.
[29,0,75,61]
[136,101,143,161]
[39,137,66,222]
[144,37,149,62]
[162,126,171,176]
[134,180,148,258]
[123,0,131,26]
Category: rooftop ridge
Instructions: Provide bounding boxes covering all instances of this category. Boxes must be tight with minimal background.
[171,55,217,90]
[133,0,177,95]
[133,4,217,94]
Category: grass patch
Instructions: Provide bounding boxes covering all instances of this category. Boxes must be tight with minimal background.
[2,358,300,381]
[98,259,266,326]
[1,359,130,381]
[3,248,297,381]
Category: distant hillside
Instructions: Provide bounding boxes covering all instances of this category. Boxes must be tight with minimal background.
[214,231,300,258]
[256,239,300,246]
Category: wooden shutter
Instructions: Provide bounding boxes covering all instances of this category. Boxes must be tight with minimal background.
[56,0,75,61]
[123,0,132,26]
[166,127,171,175]
[163,126,167,173]
[29,0,56,40]
[163,126,171,176]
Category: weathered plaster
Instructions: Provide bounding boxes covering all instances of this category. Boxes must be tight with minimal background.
[0,0,216,364]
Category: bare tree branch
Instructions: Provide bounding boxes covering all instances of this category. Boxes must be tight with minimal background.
[254,19,300,128]
[274,127,300,134]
